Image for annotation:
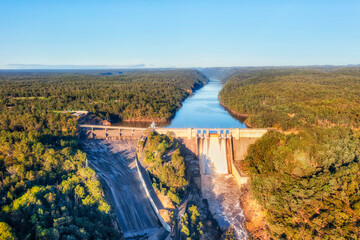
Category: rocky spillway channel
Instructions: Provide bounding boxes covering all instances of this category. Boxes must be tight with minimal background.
[202,174,248,239]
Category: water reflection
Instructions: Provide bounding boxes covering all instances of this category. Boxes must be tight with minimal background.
[113,79,247,128]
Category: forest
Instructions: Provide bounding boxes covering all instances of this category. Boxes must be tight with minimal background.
[0,69,208,239]
[0,111,121,239]
[219,68,360,130]
[0,69,208,124]
[218,67,360,239]
[143,131,188,206]
[181,204,203,240]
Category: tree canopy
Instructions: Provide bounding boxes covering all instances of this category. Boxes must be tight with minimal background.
[219,67,360,239]
[0,69,208,123]
[219,68,360,130]
[144,131,188,206]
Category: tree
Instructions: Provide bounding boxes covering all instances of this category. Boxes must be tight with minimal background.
[224,225,236,240]
[0,222,17,240]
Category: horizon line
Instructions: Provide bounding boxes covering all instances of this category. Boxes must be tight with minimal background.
[1,63,360,70]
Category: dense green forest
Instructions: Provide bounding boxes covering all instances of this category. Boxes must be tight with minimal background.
[245,127,360,239]
[219,68,360,239]
[219,68,360,130]
[0,69,207,239]
[180,204,203,239]
[0,69,208,123]
[0,111,120,239]
[143,131,188,206]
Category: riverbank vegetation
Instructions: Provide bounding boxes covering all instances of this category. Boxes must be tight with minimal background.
[0,69,208,123]
[144,131,188,206]
[0,110,121,239]
[219,67,360,239]
[0,69,207,239]
[245,127,360,239]
[181,204,203,240]
[219,68,360,131]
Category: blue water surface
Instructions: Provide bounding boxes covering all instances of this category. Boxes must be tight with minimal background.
[166,79,247,128]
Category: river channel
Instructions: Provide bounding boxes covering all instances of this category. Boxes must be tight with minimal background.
[114,78,247,128]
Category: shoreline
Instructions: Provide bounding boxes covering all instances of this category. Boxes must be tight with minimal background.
[121,118,169,123]
[113,79,209,126]
[218,101,253,128]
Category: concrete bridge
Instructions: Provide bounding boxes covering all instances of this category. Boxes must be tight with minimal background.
[78,124,267,140]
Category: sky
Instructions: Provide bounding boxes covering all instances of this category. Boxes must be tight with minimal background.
[1,0,360,69]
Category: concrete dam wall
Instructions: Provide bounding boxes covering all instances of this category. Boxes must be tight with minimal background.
[79,125,268,178]
[194,130,267,239]
[192,129,267,180]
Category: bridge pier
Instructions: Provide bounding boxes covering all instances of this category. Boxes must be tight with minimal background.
[90,127,94,138]
[80,125,268,140]
[234,128,240,140]
[226,138,234,174]
[187,128,192,139]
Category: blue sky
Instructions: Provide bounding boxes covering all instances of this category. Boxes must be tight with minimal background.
[1,0,360,68]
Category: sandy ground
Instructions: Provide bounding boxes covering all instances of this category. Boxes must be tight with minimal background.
[81,139,165,239]
[202,174,248,240]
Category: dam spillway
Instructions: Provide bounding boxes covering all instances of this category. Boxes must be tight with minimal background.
[196,131,249,239]
[199,133,228,174]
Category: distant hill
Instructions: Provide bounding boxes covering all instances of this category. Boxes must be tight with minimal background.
[200,67,250,82]
[201,65,360,83]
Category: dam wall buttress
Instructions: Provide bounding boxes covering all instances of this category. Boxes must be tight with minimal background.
[232,138,259,162]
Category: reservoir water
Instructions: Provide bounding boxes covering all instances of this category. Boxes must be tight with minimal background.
[114,79,247,128]
[166,79,247,128]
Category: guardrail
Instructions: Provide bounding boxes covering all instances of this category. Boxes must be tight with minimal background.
[79,125,270,140]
